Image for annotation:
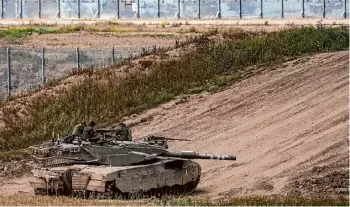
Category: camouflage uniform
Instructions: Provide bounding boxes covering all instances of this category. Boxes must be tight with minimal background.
[82,126,95,141]
[72,123,85,136]
[116,125,132,141]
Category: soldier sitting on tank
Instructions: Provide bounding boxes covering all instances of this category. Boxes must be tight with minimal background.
[82,121,99,142]
[63,122,86,144]
[72,122,86,136]
[115,123,132,141]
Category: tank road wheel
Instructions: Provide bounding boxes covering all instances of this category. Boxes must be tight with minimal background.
[156,188,164,198]
[142,191,149,199]
[122,193,129,199]
[105,182,116,199]
[114,190,123,200]
[34,188,47,195]
[173,186,179,196]
[79,191,85,198]
[163,187,169,196]
[96,192,105,199]
[143,190,151,199]
[150,189,156,198]
[88,191,97,199]
[168,187,174,196]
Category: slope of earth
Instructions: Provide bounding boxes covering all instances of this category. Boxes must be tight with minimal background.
[130,51,349,198]
[0,51,348,198]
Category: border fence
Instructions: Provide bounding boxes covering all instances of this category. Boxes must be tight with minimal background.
[0,46,158,99]
[0,0,348,20]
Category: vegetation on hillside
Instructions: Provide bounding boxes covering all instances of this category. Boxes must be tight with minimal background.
[0,26,348,160]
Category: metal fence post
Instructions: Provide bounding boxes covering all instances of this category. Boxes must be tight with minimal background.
[301,0,305,18]
[97,0,101,19]
[76,47,80,70]
[116,0,119,19]
[323,0,326,18]
[77,0,80,19]
[7,48,11,97]
[177,0,180,18]
[21,0,23,18]
[57,0,61,18]
[281,0,284,18]
[111,47,115,65]
[18,0,23,19]
[38,0,41,18]
[157,0,160,18]
[217,0,221,19]
[345,0,347,18]
[198,0,201,19]
[136,0,140,18]
[42,47,45,85]
[239,0,242,19]
[259,0,263,19]
[1,0,4,19]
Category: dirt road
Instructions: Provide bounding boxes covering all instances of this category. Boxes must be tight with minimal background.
[0,51,348,197]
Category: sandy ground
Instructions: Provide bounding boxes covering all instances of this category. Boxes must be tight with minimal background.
[22,33,176,49]
[0,51,348,197]
[130,51,349,197]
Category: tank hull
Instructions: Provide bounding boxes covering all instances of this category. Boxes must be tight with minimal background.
[30,158,201,199]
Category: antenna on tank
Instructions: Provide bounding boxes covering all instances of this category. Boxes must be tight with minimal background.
[51,132,55,146]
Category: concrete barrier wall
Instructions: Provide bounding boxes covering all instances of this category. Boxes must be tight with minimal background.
[0,0,348,20]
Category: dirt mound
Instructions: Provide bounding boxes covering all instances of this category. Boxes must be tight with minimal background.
[129,51,349,197]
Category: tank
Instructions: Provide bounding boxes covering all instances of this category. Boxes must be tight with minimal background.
[29,137,236,199]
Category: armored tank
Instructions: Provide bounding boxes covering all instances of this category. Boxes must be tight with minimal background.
[29,137,236,199]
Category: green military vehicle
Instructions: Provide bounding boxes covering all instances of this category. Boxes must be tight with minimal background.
[29,134,236,199]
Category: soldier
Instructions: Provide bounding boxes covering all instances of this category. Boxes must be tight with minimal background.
[64,122,86,144]
[82,121,96,141]
[115,123,132,141]
[72,122,86,136]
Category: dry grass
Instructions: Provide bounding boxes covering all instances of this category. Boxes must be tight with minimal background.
[0,194,348,206]
[159,195,350,206]
[0,194,153,206]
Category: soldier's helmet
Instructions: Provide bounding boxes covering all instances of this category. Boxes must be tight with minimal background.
[89,121,96,127]
[119,123,126,127]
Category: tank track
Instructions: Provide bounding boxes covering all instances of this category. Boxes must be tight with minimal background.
[33,177,200,200]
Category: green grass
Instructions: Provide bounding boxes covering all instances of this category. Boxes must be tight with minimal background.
[0,24,146,44]
[0,26,348,160]
[0,27,56,43]
[158,195,349,206]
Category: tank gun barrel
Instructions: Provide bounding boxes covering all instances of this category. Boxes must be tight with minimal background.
[161,151,236,160]
[145,136,190,142]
